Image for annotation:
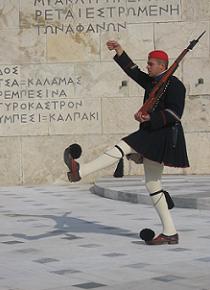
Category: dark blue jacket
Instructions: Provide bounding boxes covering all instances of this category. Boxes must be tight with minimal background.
[114,51,189,167]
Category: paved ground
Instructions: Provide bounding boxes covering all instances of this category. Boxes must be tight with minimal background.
[0,180,210,290]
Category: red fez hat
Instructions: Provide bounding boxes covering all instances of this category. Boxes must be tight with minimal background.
[148,50,169,62]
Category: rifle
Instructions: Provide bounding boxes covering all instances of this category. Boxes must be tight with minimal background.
[136,31,206,120]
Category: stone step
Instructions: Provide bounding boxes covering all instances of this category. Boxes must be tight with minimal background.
[92,175,210,210]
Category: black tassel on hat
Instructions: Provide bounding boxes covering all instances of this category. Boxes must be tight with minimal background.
[113,145,124,178]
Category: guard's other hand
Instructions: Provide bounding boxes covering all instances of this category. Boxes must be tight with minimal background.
[134,111,150,123]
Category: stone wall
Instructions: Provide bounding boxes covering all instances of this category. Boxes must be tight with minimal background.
[0,0,210,185]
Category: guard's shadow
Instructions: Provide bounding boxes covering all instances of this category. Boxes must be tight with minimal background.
[7,212,139,241]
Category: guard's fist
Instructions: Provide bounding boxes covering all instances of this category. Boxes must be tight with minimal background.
[106,40,120,50]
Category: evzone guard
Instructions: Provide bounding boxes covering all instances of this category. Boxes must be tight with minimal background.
[64,32,205,245]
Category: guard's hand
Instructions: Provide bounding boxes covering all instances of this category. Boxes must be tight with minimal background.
[106,40,120,50]
[134,111,150,123]
[106,40,124,56]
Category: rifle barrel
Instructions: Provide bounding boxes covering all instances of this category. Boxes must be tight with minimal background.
[187,31,206,50]
[196,31,206,41]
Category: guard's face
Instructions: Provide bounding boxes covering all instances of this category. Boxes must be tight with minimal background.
[147,58,165,77]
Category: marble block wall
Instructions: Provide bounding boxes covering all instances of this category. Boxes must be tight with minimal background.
[0,0,210,185]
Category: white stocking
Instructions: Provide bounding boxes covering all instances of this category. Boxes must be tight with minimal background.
[143,158,176,236]
[79,140,135,178]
